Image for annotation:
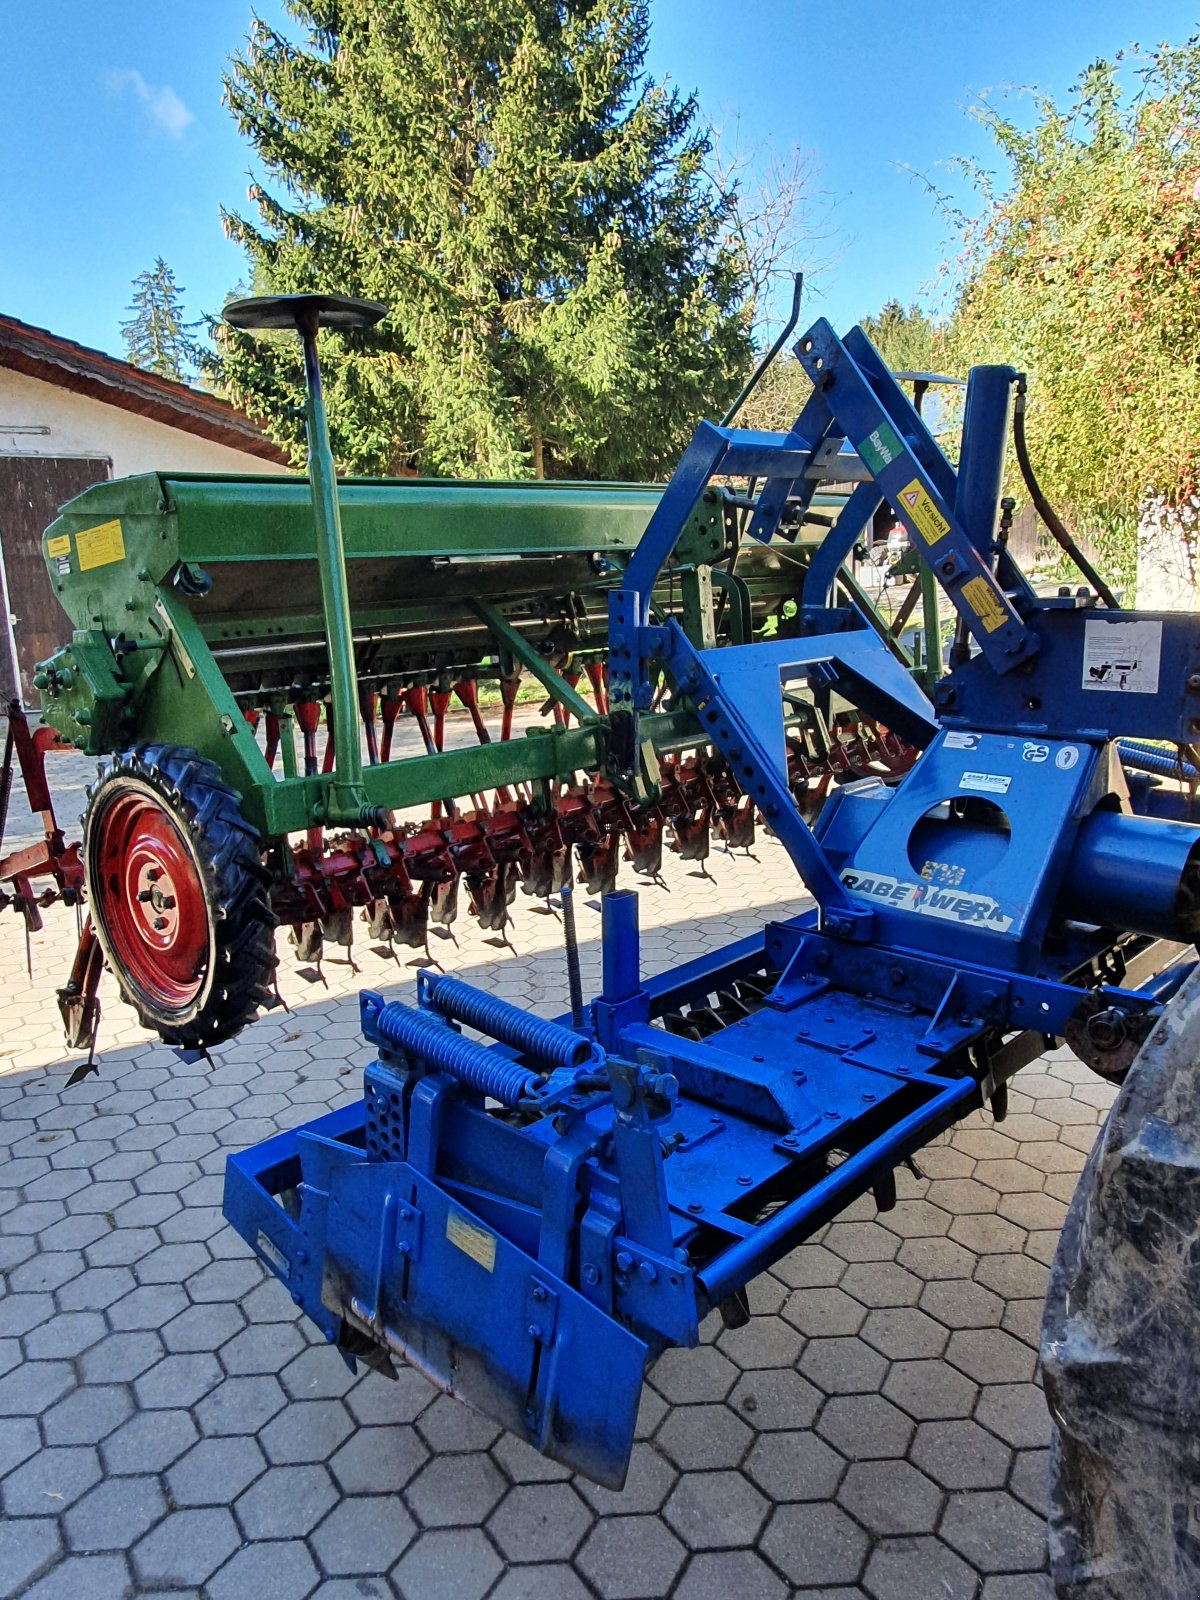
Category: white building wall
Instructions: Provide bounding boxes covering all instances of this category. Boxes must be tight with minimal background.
[0,366,290,478]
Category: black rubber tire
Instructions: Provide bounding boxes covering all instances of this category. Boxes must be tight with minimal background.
[1042,966,1200,1599]
[84,744,276,1049]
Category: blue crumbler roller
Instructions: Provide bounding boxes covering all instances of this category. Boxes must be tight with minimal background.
[224,319,1200,1488]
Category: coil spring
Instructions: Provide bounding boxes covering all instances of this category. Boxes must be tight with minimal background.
[420,972,595,1071]
[1118,740,1199,784]
[368,999,541,1107]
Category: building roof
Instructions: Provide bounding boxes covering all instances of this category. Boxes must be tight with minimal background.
[0,313,289,466]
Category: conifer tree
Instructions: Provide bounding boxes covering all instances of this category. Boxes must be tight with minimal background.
[121,259,204,383]
[216,1,753,478]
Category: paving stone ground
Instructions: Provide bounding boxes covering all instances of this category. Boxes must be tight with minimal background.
[0,823,1110,1599]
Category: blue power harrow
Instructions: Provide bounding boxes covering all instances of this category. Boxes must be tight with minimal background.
[225,319,1200,1488]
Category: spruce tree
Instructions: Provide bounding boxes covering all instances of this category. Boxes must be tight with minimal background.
[216,1,753,478]
[120,259,204,383]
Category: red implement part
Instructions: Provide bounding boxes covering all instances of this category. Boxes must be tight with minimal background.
[379,695,402,762]
[89,790,211,1013]
[359,687,379,766]
[584,659,609,715]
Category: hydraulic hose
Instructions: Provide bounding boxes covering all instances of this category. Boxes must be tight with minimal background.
[1012,377,1121,609]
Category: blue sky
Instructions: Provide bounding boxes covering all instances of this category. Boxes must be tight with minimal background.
[1,1,1195,359]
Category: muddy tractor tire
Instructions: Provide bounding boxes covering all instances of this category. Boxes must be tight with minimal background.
[1042,965,1200,1600]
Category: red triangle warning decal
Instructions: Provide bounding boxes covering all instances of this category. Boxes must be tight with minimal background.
[901,489,919,509]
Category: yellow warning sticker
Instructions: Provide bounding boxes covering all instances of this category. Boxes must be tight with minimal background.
[897,479,949,547]
[45,534,71,558]
[961,575,1007,634]
[76,519,125,572]
[446,1209,497,1272]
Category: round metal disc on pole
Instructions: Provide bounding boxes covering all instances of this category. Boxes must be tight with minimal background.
[222,293,387,334]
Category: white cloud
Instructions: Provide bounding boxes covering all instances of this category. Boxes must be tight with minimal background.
[107,69,195,139]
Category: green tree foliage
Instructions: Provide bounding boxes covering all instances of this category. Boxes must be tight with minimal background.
[215,1,754,479]
[948,42,1200,556]
[120,258,205,383]
[860,300,940,375]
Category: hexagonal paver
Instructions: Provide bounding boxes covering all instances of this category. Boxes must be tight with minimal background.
[259,1397,355,1464]
[235,1463,339,1539]
[728,1366,820,1431]
[18,1553,131,1600]
[488,1565,593,1600]
[745,1429,846,1501]
[576,1513,686,1600]
[940,1488,1047,1572]
[760,1500,868,1588]
[392,1527,502,1600]
[800,1336,887,1396]
[63,1474,165,1551]
[773,1242,844,1289]
[860,1306,948,1360]
[715,1314,803,1371]
[100,1407,197,1474]
[328,1422,428,1494]
[0,1517,62,1595]
[837,1457,943,1535]
[975,1383,1052,1450]
[663,1469,769,1549]
[911,1417,1012,1490]
[946,1327,1038,1385]
[405,1450,506,1527]
[655,1402,752,1471]
[489,1481,593,1562]
[167,1434,267,1506]
[863,1533,978,1599]
[649,1344,738,1405]
[310,1494,417,1574]
[207,1539,320,1600]
[416,1392,502,1453]
[491,1431,572,1484]
[883,1358,978,1421]
[823,1220,900,1263]
[576,1441,678,1516]
[131,1506,241,1587]
[196,1373,286,1435]
[783,1285,866,1337]
[674,1549,788,1600]
[2,1444,101,1515]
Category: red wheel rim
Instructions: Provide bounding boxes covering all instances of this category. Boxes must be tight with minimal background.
[91,789,211,1013]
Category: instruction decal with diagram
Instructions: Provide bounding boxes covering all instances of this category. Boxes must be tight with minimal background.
[1081,618,1162,695]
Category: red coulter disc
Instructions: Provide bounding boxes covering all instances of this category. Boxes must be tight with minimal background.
[91,790,211,1011]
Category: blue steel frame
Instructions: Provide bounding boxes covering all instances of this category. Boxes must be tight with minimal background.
[224,317,1200,1491]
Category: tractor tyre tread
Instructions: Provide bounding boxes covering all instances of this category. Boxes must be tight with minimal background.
[86,744,276,1050]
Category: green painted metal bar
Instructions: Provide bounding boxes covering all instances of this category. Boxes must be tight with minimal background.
[297,316,366,818]
[469,601,599,724]
[256,707,702,835]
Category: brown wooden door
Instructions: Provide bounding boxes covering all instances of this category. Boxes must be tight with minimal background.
[0,455,110,703]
